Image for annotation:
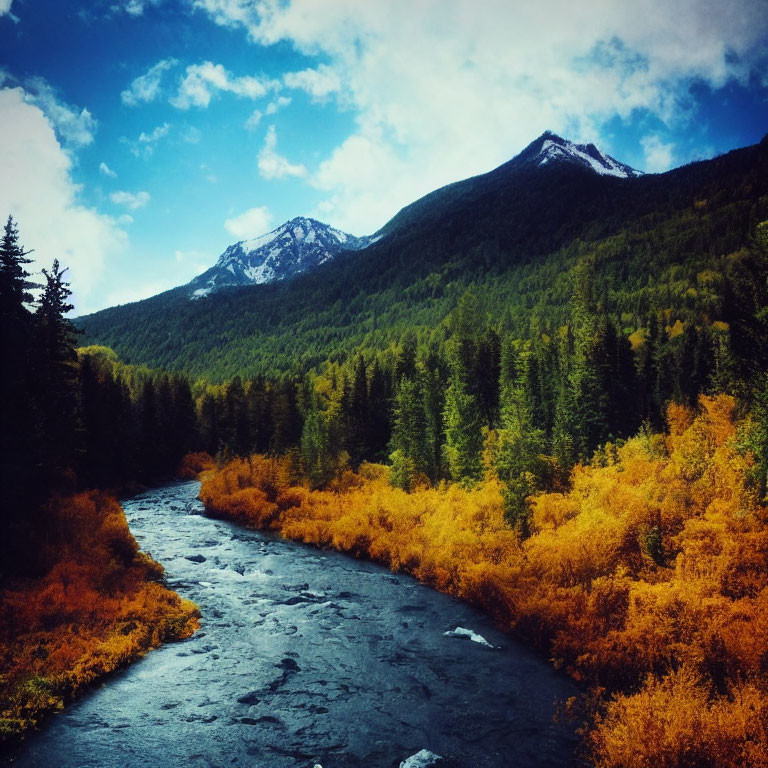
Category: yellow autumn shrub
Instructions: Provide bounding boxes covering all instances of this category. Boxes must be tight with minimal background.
[200,395,768,767]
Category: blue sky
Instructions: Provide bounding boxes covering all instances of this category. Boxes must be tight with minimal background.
[1,0,767,314]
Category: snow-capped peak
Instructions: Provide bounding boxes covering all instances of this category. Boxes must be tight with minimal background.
[187,216,376,299]
[524,131,643,178]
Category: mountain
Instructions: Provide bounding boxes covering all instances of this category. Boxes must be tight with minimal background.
[76,132,768,380]
[517,130,643,178]
[188,217,373,298]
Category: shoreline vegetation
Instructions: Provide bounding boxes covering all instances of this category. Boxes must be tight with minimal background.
[200,395,768,768]
[0,491,199,746]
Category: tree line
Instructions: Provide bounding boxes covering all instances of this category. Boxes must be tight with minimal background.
[4,213,768,576]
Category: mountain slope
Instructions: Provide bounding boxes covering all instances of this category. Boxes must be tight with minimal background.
[77,132,768,380]
[188,216,371,298]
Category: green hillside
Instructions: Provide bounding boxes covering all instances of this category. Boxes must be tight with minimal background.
[77,134,768,381]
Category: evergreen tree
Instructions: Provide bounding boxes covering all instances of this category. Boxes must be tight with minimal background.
[199,393,221,456]
[389,377,429,490]
[0,217,39,575]
[345,355,370,465]
[442,367,483,484]
[422,365,446,482]
[568,260,609,458]
[394,330,418,383]
[300,395,343,488]
[33,260,82,482]
[474,327,501,428]
[496,380,548,534]
[224,377,250,456]
[137,379,161,480]
[366,358,391,460]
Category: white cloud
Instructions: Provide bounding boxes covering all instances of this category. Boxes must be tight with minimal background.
[0,0,13,15]
[122,122,170,157]
[22,78,97,147]
[244,108,262,130]
[194,0,768,234]
[99,161,117,178]
[110,190,150,210]
[121,58,177,106]
[191,0,257,31]
[139,122,170,143]
[283,65,341,100]
[257,125,307,179]
[265,95,291,115]
[224,205,273,239]
[0,87,126,313]
[170,61,277,109]
[641,135,675,172]
[124,0,149,15]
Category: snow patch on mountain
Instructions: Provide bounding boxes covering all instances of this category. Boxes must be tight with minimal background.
[525,131,643,178]
[188,216,377,299]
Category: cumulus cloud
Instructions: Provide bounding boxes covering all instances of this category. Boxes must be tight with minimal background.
[99,161,117,178]
[110,189,150,210]
[0,87,126,313]
[0,0,13,15]
[224,205,273,239]
[641,135,676,172]
[170,61,277,109]
[257,125,307,179]
[283,65,340,100]
[121,58,177,106]
[194,0,768,233]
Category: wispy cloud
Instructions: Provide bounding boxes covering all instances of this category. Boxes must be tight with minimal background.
[139,122,170,143]
[110,189,150,210]
[244,108,262,130]
[122,122,171,157]
[257,125,306,180]
[121,58,177,106]
[265,95,291,115]
[21,77,97,147]
[99,161,117,178]
[170,61,278,109]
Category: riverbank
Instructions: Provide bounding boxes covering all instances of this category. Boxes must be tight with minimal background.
[0,491,199,745]
[199,396,768,768]
[6,480,580,768]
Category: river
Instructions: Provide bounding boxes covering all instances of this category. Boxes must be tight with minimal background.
[6,480,582,768]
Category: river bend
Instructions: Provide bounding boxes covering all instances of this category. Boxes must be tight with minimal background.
[7,480,581,768]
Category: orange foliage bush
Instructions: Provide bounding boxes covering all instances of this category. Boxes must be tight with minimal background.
[0,492,199,742]
[177,451,216,479]
[200,396,768,767]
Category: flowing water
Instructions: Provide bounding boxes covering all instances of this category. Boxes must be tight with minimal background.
[6,480,582,768]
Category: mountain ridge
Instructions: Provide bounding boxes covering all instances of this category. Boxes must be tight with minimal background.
[188,216,375,298]
[76,133,768,380]
[168,131,643,302]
